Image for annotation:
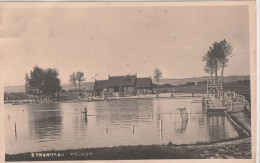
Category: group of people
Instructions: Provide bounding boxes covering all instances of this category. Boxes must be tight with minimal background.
[226,90,240,99]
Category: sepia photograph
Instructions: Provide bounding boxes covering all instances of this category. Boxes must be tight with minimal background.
[0,1,257,162]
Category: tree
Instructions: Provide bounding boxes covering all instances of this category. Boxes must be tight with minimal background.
[26,65,61,97]
[69,72,77,90]
[42,68,61,95]
[28,65,45,95]
[202,39,233,82]
[153,67,162,95]
[76,71,85,92]
[153,67,162,85]
[202,49,220,80]
[25,73,32,93]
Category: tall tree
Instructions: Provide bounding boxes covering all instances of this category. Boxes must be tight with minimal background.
[25,73,31,93]
[76,71,85,92]
[202,50,220,80]
[153,67,162,94]
[202,39,233,83]
[218,39,233,81]
[69,72,77,90]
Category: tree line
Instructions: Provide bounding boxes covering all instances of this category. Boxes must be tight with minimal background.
[69,72,85,92]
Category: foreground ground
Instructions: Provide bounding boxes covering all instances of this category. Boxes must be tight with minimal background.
[5,138,251,161]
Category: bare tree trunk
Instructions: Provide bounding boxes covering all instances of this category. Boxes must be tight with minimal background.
[214,68,218,97]
[221,66,224,97]
[215,68,218,84]
[221,66,224,83]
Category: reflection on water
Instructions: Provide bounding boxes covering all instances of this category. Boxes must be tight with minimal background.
[5,95,240,154]
[207,113,227,141]
[26,104,63,141]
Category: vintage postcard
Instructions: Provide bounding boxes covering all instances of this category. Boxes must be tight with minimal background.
[0,1,257,162]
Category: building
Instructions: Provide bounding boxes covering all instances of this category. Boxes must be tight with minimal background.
[93,80,108,97]
[93,75,152,97]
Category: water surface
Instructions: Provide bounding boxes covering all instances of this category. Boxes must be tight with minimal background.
[5,94,239,154]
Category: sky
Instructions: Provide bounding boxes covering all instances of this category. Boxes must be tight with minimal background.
[0,4,250,86]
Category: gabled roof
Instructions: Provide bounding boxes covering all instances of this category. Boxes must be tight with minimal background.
[108,75,137,87]
[93,80,108,90]
[136,77,152,88]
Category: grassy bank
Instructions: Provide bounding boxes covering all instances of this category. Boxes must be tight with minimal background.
[5,138,251,161]
[4,92,80,102]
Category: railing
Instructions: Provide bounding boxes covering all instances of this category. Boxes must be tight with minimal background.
[203,92,251,113]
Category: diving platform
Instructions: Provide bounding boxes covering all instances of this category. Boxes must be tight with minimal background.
[203,76,235,113]
[206,76,223,99]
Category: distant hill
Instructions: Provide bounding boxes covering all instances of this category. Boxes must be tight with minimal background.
[4,75,250,93]
[155,75,250,86]
[4,86,26,93]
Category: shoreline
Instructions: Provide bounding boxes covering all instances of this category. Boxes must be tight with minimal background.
[4,92,203,104]
[5,137,251,161]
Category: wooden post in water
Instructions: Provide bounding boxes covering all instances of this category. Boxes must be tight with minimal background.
[105,124,108,134]
[132,124,134,134]
[14,122,16,131]
[159,119,162,130]
[84,107,88,117]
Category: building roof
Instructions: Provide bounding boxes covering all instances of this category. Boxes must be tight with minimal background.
[108,75,137,87]
[93,80,108,90]
[136,77,152,88]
